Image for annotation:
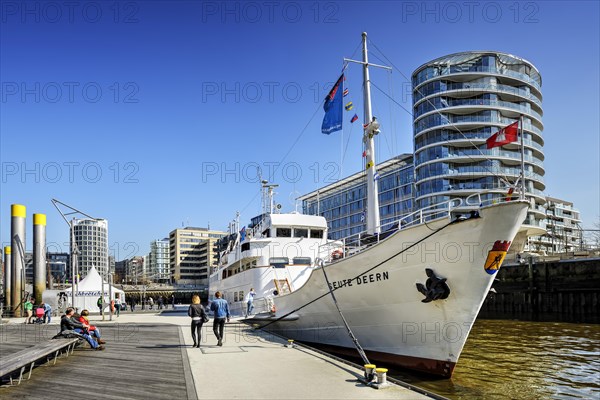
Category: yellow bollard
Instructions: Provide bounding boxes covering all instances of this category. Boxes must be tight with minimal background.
[364,364,376,382]
[375,368,388,385]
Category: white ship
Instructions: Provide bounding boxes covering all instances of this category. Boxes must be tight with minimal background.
[209,33,528,377]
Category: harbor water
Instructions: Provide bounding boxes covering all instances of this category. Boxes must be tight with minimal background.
[393,319,600,399]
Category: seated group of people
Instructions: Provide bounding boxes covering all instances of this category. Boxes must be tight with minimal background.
[60,307,106,351]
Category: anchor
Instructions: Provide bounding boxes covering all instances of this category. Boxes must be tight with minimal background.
[416,268,450,303]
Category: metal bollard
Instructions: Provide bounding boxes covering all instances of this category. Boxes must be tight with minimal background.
[375,368,388,385]
[364,364,376,382]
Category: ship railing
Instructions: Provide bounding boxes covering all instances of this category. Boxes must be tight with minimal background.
[321,191,519,263]
[389,197,463,232]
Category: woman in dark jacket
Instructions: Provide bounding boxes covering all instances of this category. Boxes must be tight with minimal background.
[188,295,208,348]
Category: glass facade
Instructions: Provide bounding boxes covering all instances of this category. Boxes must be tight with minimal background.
[148,239,170,283]
[71,219,109,277]
[411,51,546,228]
[301,155,414,240]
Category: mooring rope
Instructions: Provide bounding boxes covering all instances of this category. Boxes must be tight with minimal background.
[319,257,371,365]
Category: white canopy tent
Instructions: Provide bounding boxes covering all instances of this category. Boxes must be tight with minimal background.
[64,266,125,312]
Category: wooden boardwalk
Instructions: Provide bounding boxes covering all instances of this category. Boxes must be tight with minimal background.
[0,323,195,399]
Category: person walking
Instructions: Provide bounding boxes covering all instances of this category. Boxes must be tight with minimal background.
[245,288,256,317]
[97,296,103,313]
[188,295,208,348]
[148,297,154,310]
[24,297,34,324]
[209,291,230,346]
[114,295,121,317]
[171,294,175,309]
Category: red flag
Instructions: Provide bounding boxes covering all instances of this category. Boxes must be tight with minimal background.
[486,121,519,149]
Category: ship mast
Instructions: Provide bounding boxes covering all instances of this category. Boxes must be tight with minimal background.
[361,32,380,235]
[345,33,391,235]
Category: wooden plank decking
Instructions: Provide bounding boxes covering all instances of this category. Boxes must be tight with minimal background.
[0,323,193,399]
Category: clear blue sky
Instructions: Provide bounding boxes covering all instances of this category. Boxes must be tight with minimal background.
[1,1,599,258]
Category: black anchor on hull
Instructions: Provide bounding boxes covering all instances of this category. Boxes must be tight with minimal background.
[416,268,450,303]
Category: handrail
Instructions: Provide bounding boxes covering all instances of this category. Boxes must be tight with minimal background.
[320,197,468,263]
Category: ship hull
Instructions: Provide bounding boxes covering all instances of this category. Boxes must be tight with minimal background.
[247,201,528,377]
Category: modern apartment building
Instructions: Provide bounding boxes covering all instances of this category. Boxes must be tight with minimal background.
[125,256,145,284]
[411,51,546,239]
[148,238,170,283]
[529,197,583,254]
[300,154,414,240]
[114,260,127,284]
[169,227,226,286]
[71,218,109,277]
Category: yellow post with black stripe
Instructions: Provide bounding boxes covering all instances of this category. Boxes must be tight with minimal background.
[3,246,12,313]
[33,213,47,305]
[11,204,26,317]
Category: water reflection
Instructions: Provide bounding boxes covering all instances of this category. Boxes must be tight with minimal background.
[394,320,600,399]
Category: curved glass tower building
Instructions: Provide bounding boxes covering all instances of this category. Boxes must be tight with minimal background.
[412,51,546,234]
[72,218,109,277]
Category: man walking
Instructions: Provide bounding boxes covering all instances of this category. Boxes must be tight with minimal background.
[210,292,230,346]
[97,296,103,313]
[114,295,121,317]
[245,288,256,317]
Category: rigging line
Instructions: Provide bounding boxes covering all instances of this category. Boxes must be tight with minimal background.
[369,80,512,187]
[255,216,459,331]
[341,120,354,167]
[319,259,371,366]
[364,61,394,161]
[387,67,397,156]
[368,40,517,184]
[266,40,361,189]
[274,100,325,179]
[239,187,262,216]
[369,80,413,116]
[239,98,324,216]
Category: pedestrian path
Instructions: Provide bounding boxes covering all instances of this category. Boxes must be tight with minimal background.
[0,321,190,399]
[1,310,435,399]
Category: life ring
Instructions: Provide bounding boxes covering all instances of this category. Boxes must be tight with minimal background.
[332,249,344,260]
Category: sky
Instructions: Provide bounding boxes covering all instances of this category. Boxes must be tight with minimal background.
[1,0,599,258]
